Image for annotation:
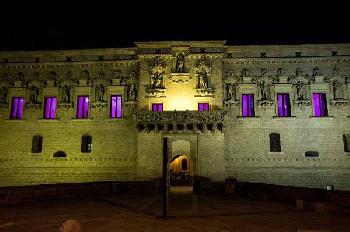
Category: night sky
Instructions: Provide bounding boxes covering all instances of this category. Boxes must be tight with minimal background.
[0,3,349,51]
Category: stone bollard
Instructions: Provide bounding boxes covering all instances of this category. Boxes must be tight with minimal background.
[59,219,82,232]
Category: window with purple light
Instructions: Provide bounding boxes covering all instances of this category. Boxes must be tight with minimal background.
[44,97,57,119]
[242,94,255,117]
[277,93,291,117]
[198,103,209,111]
[10,97,24,119]
[76,96,89,119]
[110,95,122,118]
[313,93,328,117]
[152,103,163,112]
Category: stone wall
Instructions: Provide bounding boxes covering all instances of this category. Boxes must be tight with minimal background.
[0,41,349,191]
[223,44,350,191]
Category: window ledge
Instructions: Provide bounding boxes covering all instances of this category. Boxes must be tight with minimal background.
[71,118,93,121]
[344,152,350,155]
[272,116,297,119]
[4,119,26,122]
[268,152,284,155]
[309,116,334,119]
[236,116,260,119]
[37,118,60,122]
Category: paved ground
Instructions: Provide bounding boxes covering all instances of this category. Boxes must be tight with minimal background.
[0,187,349,232]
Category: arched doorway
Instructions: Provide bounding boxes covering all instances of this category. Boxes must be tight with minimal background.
[169,140,193,187]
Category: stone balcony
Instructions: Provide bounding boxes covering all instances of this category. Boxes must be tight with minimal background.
[135,110,227,133]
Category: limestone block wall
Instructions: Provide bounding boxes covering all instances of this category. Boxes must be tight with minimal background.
[223,44,350,191]
[0,48,139,187]
[0,110,137,187]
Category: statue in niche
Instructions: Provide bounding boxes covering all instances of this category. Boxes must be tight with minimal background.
[241,68,249,77]
[62,84,73,102]
[225,83,236,100]
[295,81,307,100]
[29,85,40,103]
[259,80,270,100]
[150,56,165,88]
[175,53,185,73]
[95,83,105,101]
[0,87,7,103]
[196,55,211,88]
[130,83,137,101]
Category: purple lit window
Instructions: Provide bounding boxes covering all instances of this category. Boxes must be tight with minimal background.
[76,96,89,119]
[44,97,57,119]
[277,94,291,117]
[110,95,122,118]
[10,97,24,119]
[152,103,163,112]
[313,93,328,117]
[198,103,209,111]
[242,94,254,117]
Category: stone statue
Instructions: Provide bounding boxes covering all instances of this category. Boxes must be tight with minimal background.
[175,53,185,73]
[130,83,137,101]
[198,72,209,88]
[241,68,249,77]
[0,87,7,103]
[196,55,211,88]
[30,85,40,103]
[259,80,270,100]
[226,83,236,100]
[295,81,307,100]
[63,84,72,102]
[150,57,165,88]
[124,84,129,101]
[95,83,105,101]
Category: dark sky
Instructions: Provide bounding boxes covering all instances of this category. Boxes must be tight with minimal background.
[1,3,349,51]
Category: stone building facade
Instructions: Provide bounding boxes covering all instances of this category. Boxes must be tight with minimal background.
[0,41,349,190]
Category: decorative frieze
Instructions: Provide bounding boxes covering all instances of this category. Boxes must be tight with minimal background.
[135,110,227,123]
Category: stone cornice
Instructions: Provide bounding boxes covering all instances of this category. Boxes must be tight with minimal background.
[0,60,139,70]
[138,54,224,59]
[135,41,227,48]
[223,56,350,64]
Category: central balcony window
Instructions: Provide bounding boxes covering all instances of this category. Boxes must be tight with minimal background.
[198,103,209,111]
[152,103,163,112]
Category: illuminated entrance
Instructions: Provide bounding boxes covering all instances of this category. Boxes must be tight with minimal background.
[167,137,197,192]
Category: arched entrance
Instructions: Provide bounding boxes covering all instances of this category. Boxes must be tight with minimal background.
[169,140,192,186]
[166,135,198,193]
